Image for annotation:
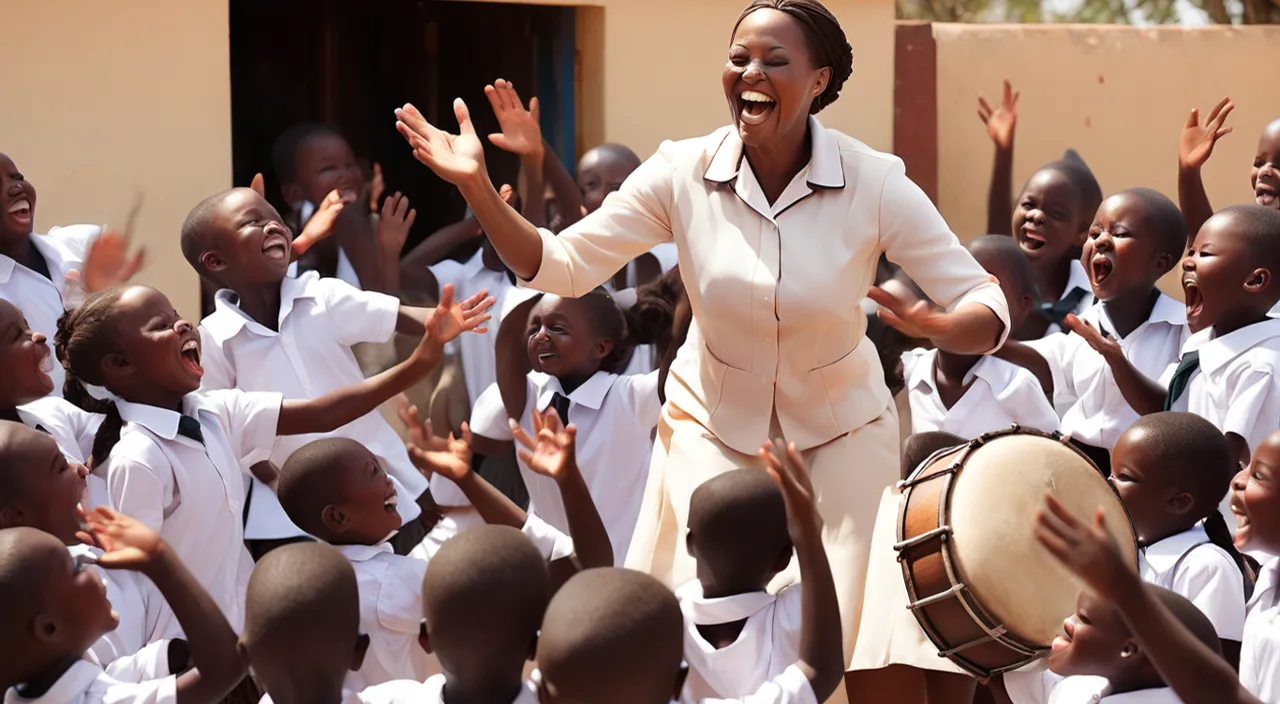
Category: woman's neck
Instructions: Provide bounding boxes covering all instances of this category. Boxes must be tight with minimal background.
[231,280,284,332]
[1101,288,1160,340]
[743,125,811,206]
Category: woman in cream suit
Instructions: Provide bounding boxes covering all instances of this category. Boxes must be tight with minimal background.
[395,0,1008,699]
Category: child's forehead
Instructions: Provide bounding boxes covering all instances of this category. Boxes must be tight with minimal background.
[0,153,16,173]
[299,132,353,161]
[0,299,26,326]
[1258,120,1280,150]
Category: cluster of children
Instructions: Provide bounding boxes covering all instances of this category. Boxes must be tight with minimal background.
[3,60,1280,704]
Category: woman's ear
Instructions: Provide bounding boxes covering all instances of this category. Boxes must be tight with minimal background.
[813,66,832,99]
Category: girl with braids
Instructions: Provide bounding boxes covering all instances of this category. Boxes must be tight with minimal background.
[397,1,1009,699]
[54,283,486,634]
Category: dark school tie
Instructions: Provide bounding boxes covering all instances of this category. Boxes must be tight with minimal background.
[1040,287,1091,327]
[1163,350,1201,411]
[550,393,571,426]
[177,415,205,445]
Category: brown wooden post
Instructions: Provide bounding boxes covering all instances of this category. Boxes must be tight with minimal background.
[894,21,938,205]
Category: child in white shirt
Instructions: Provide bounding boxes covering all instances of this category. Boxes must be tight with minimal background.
[1,510,245,704]
[0,422,179,684]
[1107,413,1251,664]
[1016,189,1189,475]
[55,284,467,632]
[531,443,845,704]
[903,236,1057,437]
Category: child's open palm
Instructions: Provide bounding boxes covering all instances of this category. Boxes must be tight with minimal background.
[512,409,578,482]
[759,439,821,535]
[1064,314,1121,359]
[486,79,543,158]
[77,506,165,572]
[401,400,474,482]
[977,80,1019,150]
[377,192,417,258]
[293,189,350,257]
[395,100,488,187]
[424,283,495,345]
[1180,98,1234,170]
[1035,494,1136,604]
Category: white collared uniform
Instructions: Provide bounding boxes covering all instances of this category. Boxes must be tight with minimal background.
[1163,318,1280,464]
[525,666,818,704]
[15,396,107,506]
[677,581,802,703]
[335,543,433,688]
[69,544,178,684]
[1004,670,1178,703]
[355,676,540,704]
[0,226,102,396]
[198,271,426,540]
[1241,558,1280,702]
[901,349,1058,438]
[471,370,661,564]
[3,659,176,704]
[1043,260,1096,337]
[1030,296,1188,450]
[102,390,282,633]
[1139,525,1246,641]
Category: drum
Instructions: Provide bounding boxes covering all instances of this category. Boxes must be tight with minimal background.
[895,426,1137,678]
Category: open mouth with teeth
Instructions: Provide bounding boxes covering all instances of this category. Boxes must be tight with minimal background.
[383,487,399,513]
[1018,227,1048,254]
[1090,255,1114,287]
[262,234,291,262]
[738,90,777,126]
[1051,620,1074,654]
[1183,278,1203,321]
[6,198,32,225]
[180,339,204,377]
[1257,184,1279,209]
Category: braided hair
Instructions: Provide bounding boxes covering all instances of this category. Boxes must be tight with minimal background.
[733,0,854,114]
[53,288,129,469]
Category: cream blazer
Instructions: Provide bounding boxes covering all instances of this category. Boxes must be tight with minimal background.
[525,117,1010,454]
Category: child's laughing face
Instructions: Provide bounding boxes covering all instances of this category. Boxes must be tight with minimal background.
[0,154,36,240]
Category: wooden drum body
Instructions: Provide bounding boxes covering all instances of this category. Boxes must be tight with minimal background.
[895,426,1137,678]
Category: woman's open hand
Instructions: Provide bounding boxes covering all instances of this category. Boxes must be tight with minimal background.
[396,100,489,188]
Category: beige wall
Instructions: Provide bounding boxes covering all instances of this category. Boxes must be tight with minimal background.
[0,0,230,319]
[935,24,1280,242]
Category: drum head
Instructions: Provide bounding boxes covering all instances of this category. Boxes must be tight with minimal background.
[947,433,1136,646]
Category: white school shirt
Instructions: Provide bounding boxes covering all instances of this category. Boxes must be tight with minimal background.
[1139,525,1246,641]
[355,676,541,704]
[902,348,1058,438]
[15,396,107,506]
[0,225,101,396]
[525,666,817,704]
[429,249,539,407]
[1003,672,1123,704]
[429,382,510,508]
[1241,557,1280,702]
[677,581,802,703]
[3,658,176,704]
[1163,318,1280,463]
[68,544,177,684]
[472,370,661,564]
[198,271,425,541]
[335,543,432,689]
[1043,260,1096,337]
[1032,296,1188,450]
[287,199,362,289]
[102,390,282,633]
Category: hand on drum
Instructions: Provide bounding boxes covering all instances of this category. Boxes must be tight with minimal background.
[759,439,822,538]
[1035,494,1141,605]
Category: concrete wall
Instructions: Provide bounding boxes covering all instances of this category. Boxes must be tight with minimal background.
[934,24,1280,242]
[0,0,231,319]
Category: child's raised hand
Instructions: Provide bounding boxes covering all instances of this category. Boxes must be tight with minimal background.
[977,80,1019,150]
[403,406,474,483]
[368,162,385,212]
[77,505,166,572]
[249,173,266,197]
[759,438,822,536]
[1035,494,1138,604]
[1064,314,1122,360]
[1179,98,1234,171]
[485,79,544,160]
[512,409,578,483]
[377,191,416,259]
[868,285,951,344]
[395,100,489,188]
[76,227,147,294]
[292,189,350,256]
[423,284,495,346]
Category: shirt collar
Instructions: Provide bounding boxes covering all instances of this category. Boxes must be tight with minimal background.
[535,371,617,413]
[1248,556,1280,610]
[906,350,937,394]
[1141,525,1207,575]
[10,658,103,704]
[703,116,845,190]
[334,542,394,562]
[0,235,74,286]
[461,248,494,279]
[1064,259,1093,300]
[202,271,319,340]
[907,350,1002,393]
[676,580,777,626]
[115,399,183,441]
[1095,294,1186,339]
[1199,318,1280,375]
[1100,686,1179,703]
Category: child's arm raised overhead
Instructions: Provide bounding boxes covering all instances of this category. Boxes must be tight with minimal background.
[79,507,244,704]
[497,296,540,419]
[375,192,416,296]
[1178,98,1235,247]
[1064,314,1166,415]
[543,145,587,230]
[486,81,549,228]
[1035,495,1260,704]
[759,440,844,703]
[276,284,489,435]
[978,80,1019,237]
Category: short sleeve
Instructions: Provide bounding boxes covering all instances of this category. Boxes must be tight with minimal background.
[469,382,516,441]
[374,556,428,634]
[314,275,400,347]
[105,450,171,534]
[615,371,662,430]
[702,664,817,704]
[877,162,1010,353]
[209,389,283,465]
[1173,547,1248,641]
[1004,370,1060,435]
[102,640,172,683]
[1026,334,1074,414]
[523,144,677,297]
[1221,368,1280,460]
[523,512,575,561]
[98,672,178,704]
[196,326,236,392]
[1000,669,1053,704]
